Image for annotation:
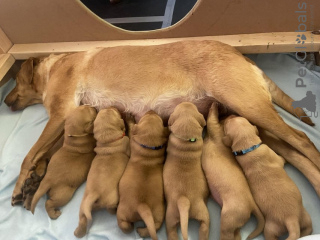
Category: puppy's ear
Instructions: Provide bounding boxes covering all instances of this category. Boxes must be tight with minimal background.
[253,126,259,136]
[222,135,232,147]
[198,113,206,128]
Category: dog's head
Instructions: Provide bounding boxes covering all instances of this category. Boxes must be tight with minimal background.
[93,107,126,143]
[132,110,169,146]
[65,105,97,136]
[168,102,206,139]
[222,115,259,147]
[4,58,43,111]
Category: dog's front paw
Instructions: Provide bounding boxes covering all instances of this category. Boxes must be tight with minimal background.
[21,159,48,209]
[11,193,23,206]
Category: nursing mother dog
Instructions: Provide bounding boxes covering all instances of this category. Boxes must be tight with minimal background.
[4,40,320,207]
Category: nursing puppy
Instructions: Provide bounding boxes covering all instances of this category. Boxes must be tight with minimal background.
[117,111,168,240]
[223,116,312,240]
[30,105,97,219]
[202,104,264,240]
[74,107,130,238]
[164,102,209,240]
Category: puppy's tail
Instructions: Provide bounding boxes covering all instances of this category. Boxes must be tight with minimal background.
[177,196,190,240]
[74,194,98,238]
[30,181,50,214]
[137,203,158,240]
[247,204,265,239]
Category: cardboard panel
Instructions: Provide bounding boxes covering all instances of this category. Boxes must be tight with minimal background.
[0,0,319,44]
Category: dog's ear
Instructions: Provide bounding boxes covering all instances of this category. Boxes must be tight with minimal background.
[253,125,259,136]
[222,135,232,147]
[19,58,35,84]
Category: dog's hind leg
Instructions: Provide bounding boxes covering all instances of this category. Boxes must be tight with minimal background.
[259,128,320,197]
[285,219,300,240]
[193,200,210,240]
[263,220,281,240]
[165,203,179,240]
[300,210,313,237]
[243,56,313,126]
[45,185,76,219]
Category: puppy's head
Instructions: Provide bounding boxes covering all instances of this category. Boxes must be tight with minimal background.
[94,107,126,143]
[222,115,259,147]
[168,102,206,139]
[65,105,97,136]
[4,58,43,111]
[132,110,169,146]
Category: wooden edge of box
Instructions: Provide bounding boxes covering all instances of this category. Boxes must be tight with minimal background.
[0,54,15,83]
[8,32,320,60]
[0,27,13,54]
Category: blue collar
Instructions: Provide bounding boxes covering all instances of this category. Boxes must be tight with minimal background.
[232,142,262,156]
[133,138,166,150]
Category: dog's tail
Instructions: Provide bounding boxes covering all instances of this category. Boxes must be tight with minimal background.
[177,196,190,240]
[247,204,265,239]
[30,181,51,214]
[263,71,314,126]
[137,203,158,240]
[244,56,314,126]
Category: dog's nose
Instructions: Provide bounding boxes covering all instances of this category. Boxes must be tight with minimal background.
[4,96,13,107]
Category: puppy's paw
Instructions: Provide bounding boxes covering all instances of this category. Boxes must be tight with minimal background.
[137,227,150,238]
[74,226,86,238]
[47,208,62,219]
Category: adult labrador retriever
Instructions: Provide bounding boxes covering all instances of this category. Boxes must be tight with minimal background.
[4,40,319,206]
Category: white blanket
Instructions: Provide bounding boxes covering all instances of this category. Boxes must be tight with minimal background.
[0,53,320,240]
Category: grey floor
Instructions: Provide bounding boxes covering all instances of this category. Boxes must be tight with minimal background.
[81,0,197,31]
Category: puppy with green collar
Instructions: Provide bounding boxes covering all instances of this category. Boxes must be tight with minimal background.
[223,115,312,240]
[164,102,210,240]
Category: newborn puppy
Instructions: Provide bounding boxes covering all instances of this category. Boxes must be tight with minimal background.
[223,116,312,240]
[74,107,130,238]
[164,102,209,240]
[202,104,264,240]
[117,111,168,240]
[30,105,97,219]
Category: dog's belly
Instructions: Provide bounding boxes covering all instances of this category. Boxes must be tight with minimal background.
[79,89,216,122]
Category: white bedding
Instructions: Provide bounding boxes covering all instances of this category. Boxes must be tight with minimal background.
[0,53,320,240]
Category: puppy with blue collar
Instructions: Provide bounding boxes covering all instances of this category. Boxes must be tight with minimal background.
[117,110,169,240]
[223,115,312,240]
[202,104,265,240]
